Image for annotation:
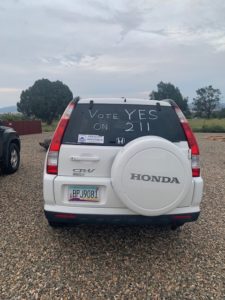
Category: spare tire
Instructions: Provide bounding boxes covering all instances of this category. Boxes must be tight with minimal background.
[111,136,192,216]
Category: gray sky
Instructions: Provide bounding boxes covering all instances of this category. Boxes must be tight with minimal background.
[0,0,225,107]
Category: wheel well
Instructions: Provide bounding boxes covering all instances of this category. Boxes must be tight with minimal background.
[10,139,20,151]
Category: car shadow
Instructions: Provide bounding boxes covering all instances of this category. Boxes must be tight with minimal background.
[47,223,189,261]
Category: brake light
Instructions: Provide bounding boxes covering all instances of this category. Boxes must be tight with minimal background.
[174,106,200,177]
[47,102,75,174]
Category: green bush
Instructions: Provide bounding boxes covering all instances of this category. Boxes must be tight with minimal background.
[193,125,225,133]
[42,120,58,132]
[189,118,225,132]
[0,113,29,121]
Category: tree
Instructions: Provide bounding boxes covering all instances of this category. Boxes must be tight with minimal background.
[150,81,189,114]
[192,85,221,118]
[17,89,32,117]
[17,79,73,124]
[218,108,225,119]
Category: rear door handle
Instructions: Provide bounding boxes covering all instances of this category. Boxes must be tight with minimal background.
[70,155,100,162]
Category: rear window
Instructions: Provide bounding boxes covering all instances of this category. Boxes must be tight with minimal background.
[62,103,186,146]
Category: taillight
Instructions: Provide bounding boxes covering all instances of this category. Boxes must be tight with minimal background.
[47,102,75,174]
[174,106,200,177]
[47,151,59,174]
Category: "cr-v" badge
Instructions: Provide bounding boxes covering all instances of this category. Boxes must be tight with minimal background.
[73,169,95,176]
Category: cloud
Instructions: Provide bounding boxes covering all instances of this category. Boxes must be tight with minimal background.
[0,0,225,106]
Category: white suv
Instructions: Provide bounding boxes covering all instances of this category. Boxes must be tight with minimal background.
[43,98,203,229]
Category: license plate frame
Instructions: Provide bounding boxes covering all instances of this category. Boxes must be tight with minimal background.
[68,185,100,202]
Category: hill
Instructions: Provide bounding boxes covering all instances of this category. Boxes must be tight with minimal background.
[0,105,17,114]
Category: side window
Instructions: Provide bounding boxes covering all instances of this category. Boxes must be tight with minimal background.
[63,103,186,145]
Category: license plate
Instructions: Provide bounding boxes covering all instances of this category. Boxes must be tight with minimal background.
[68,185,99,202]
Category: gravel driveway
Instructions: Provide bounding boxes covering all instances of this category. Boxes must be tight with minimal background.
[0,133,225,299]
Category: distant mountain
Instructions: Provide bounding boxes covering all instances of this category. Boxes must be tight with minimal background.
[0,105,17,114]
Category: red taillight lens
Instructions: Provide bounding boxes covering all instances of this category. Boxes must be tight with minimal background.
[181,122,199,155]
[46,102,75,175]
[192,167,200,177]
[49,118,69,152]
[174,106,200,177]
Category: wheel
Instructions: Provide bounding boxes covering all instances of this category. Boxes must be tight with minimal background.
[3,143,20,174]
[48,221,62,228]
[171,223,184,230]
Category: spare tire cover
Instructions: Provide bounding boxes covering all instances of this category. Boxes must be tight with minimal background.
[111,136,192,216]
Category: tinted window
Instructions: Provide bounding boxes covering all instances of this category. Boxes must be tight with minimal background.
[63,103,186,146]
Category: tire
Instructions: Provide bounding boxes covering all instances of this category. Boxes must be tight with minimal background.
[3,143,20,174]
[171,223,184,230]
[48,221,62,228]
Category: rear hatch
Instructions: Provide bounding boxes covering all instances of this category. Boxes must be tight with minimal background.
[54,99,193,208]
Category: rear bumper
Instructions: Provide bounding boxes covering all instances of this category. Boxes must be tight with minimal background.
[44,210,200,226]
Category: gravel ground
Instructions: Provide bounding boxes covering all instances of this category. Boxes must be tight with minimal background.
[0,132,225,300]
